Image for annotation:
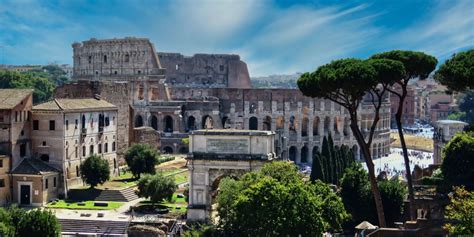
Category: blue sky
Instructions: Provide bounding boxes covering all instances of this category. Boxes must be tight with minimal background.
[1,0,473,76]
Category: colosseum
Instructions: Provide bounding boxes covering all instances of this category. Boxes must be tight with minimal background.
[55,37,391,164]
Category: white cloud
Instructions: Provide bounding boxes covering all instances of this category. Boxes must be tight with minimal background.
[386,0,474,59]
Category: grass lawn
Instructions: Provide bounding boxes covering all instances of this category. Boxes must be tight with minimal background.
[46,200,124,210]
[390,132,433,152]
[172,171,188,184]
[139,193,187,214]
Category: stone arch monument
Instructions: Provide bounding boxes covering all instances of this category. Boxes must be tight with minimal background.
[186,130,276,222]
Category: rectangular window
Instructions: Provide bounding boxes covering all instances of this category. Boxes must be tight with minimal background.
[98,144,102,154]
[66,120,69,130]
[0,179,4,188]
[82,146,86,157]
[90,145,94,155]
[0,159,3,168]
[20,144,26,157]
[75,147,78,158]
[33,120,39,130]
[15,111,17,122]
[49,120,55,130]
[75,119,78,129]
[45,178,49,189]
[53,177,57,187]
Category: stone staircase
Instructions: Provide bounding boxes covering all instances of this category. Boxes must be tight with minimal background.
[59,219,129,235]
[68,187,139,202]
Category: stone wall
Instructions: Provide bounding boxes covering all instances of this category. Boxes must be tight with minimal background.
[72,37,164,80]
[158,52,251,89]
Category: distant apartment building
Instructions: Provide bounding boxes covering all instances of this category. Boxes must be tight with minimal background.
[390,85,418,127]
[433,120,467,164]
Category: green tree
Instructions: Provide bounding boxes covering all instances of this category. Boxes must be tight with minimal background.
[16,209,61,237]
[321,136,331,183]
[371,50,437,221]
[125,144,159,179]
[340,164,407,227]
[444,186,474,235]
[378,179,407,225]
[298,58,405,226]
[137,173,176,203]
[459,91,474,124]
[435,49,474,92]
[80,154,110,188]
[216,161,348,235]
[310,151,325,182]
[441,132,474,191]
[0,70,55,103]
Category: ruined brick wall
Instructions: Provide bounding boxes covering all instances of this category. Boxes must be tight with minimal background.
[158,52,251,89]
[72,37,164,80]
[133,127,160,151]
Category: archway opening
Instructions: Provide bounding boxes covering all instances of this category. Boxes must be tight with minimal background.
[135,115,144,127]
[302,117,309,137]
[151,115,158,130]
[289,146,297,162]
[324,117,330,135]
[187,116,196,131]
[164,116,173,132]
[202,115,213,129]
[249,117,258,130]
[221,116,229,129]
[163,146,173,154]
[276,116,285,130]
[301,146,308,163]
[263,116,271,131]
[313,117,320,136]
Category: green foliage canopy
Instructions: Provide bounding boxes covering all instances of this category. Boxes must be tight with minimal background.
[125,144,160,179]
[444,186,474,235]
[216,161,348,236]
[435,49,474,92]
[441,132,474,191]
[80,154,111,188]
[0,206,60,237]
[340,164,407,227]
[0,70,55,103]
[137,173,176,203]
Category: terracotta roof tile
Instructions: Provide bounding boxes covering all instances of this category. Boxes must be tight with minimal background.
[0,89,33,109]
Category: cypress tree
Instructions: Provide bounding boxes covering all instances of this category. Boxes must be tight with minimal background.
[321,136,331,183]
[328,133,337,184]
[310,151,325,182]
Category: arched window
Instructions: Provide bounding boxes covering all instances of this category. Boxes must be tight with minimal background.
[164,116,173,132]
[302,117,309,137]
[301,146,308,163]
[103,55,107,63]
[324,117,330,135]
[76,166,80,177]
[289,146,297,161]
[187,116,196,131]
[104,143,108,153]
[263,116,271,131]
[313,117,320,136]
[249,117,258,130]
[202,115,213,129]
[135,115,143,127]
[151,115,158,130]
[112,142,116,151]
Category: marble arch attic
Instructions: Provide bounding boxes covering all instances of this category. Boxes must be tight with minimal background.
[55,37,391,164]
